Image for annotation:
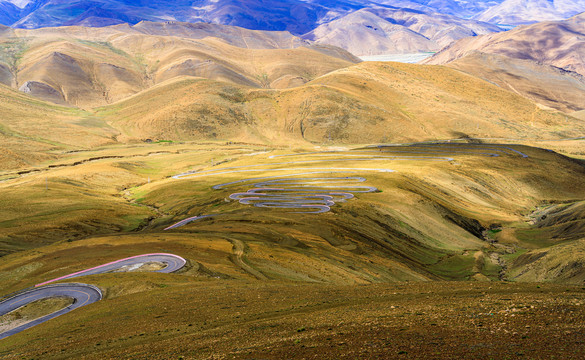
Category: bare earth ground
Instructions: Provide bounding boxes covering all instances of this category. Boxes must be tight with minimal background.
[1,281,585,359]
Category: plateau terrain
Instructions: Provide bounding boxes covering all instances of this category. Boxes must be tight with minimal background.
[1,4,585,359]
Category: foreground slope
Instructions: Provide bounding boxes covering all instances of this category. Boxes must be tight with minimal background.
[3,281,585,359]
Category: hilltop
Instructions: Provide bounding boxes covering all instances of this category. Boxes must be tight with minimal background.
[303,7,500,56]
[0,22,357,108]
[426,13,585,76]
[96,61,585,145]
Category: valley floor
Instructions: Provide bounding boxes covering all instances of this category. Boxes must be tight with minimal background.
[1,140,585,358]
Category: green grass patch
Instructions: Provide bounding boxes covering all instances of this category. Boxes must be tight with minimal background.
[428,254,475,280]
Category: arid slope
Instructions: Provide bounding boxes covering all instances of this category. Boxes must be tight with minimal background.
[425,13,585,77]
[304,7,501,56]
[98,61,585,144]
[0,22,357,108]
[447,52,585,112]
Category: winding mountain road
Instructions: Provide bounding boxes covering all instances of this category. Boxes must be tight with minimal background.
[0,283,102,340]
[228,176,378,213]
[35,253,186,287]
[165,143,531,229]
[1,253,186,340]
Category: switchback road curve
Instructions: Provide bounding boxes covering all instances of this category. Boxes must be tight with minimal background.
[0,253,186,339]
[165,143,531,229]
[35,253,187,287]
[228,176,378,214]
[0,283,102,340]
[164,172,384,229]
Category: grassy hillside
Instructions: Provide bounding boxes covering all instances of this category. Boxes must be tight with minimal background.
[0,84,118,171]
[0,24,356,108]
[98,62,585,145]
[2,141,585,279]
[2,22,585,357]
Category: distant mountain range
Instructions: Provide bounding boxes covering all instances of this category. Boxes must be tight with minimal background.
[1,0,584,31]
[304,7,501,55]
[475,0,585,25]
[0,0,504,57]
[0,0,584,57]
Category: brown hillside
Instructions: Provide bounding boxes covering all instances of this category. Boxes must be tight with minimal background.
[0,84,117,171]
[447,52,585,112]
[98,61,585,145]
[0,23,356,108]
[425,14,585,77]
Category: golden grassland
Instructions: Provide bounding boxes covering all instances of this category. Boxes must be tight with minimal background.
[1,31,585,356]
[0,140,585,357]
[96,62,585,146]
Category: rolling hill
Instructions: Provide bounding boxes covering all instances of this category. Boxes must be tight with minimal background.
[97,61,585,145]
[3,57,584,173]
[425,13,585,76]
[0,22,358,108]
[422,13,585,112]
[446,52,585,112]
